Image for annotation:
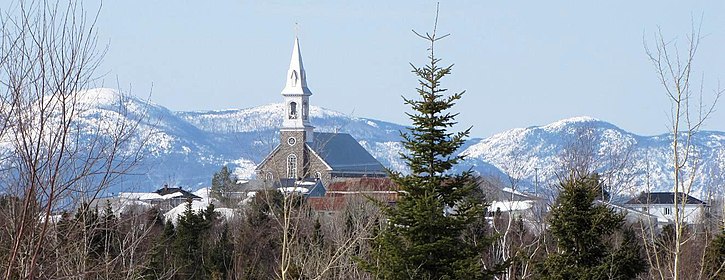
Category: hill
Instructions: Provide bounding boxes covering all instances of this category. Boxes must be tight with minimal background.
[24,88,724,199]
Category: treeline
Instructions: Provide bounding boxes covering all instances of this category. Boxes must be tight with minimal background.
[3,173,725,279]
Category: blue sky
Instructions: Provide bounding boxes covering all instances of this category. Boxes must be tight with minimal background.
[85,1,724,137]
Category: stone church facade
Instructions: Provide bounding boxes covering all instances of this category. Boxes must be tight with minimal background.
[255,37,387,188]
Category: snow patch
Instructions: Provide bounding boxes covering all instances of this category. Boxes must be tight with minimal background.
[231,158,257,179]
[542,116,600,132]
[489,200,534,212]
[163,188,236,223]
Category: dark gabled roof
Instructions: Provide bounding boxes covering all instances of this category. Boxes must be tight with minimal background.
[625,192,705,205]
[306,181,326,197]
[154,187,202,200]
[308,132,386,174]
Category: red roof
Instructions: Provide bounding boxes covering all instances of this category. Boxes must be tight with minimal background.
[307,178,399,212]
[326,177,398,192]
[307,196,347,211]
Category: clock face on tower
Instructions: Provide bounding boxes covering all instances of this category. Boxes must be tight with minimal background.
[287,137,297,146]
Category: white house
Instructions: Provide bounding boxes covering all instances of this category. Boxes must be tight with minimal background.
[119,185,202,212]
[599,200,665,226]
[624,192,707,226]
[487,187,542,217]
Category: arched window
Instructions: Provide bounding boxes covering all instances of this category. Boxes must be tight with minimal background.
[315,172,321,179]
[290,70,298,87]
[266,172,273,181]
[302,101,308,120]
[289,102,297,119]
[287,154,297,178]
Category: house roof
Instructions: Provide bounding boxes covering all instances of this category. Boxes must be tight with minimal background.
[625,192,705,205]
[599,200,669,224]
[326,178,397,192]
[308,132,386,174]
[307,196,347,211]
[154,187,202,200]
[274,178,327,197]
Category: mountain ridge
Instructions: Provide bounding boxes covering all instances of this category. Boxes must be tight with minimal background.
[31,88,725,199]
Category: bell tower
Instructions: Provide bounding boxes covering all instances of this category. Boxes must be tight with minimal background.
[281,37,314,143]
[256,36,387,183]
[277,37,314,179]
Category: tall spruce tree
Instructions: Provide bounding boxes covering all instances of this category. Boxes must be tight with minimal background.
[536,174,647,280]
[211,166,235,203]
[704,229,725,279]
[365,9,498,280]
[172,201,217,279]
[144,220,176,279]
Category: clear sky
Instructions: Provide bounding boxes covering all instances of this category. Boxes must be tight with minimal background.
[82,1,724,138]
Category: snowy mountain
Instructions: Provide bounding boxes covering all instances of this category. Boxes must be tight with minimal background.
[65,89,408,194]
[461,116,725,199]
[20,88,725,199]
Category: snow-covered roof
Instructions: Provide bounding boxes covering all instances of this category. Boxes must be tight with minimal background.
[275,178,327,197]
[118,192,183,201]
[163,188,235,223]
[119,186,201,201]
[489,200,535,212]
[279,187,310,194]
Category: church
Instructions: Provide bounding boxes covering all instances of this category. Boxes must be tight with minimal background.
[255,37,388,190]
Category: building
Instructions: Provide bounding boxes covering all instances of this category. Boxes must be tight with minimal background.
[255,37,387,187]
[486,187,543,218]
[118,185,202,212]
[624,192,707,225]
[599,201,664,227]
[307,178,398,213]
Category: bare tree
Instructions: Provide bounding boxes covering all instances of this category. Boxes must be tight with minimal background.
[644,22,722,279]
[557,124,600,179]
[478,146,547,279]
[0,1,146,278]
[293,195,382,279]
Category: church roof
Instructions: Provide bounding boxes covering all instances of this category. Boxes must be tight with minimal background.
[308,132,386,174]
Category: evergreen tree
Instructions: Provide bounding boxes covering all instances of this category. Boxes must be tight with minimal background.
[172,201,216,279]
[100,201,120,260]
[704,229,725,279]
[208,223,234,279]
[535,174,647,280]
[365,13,499,279]
[75,203,104,261]
[144,220,176,279]
[211,166,236,203]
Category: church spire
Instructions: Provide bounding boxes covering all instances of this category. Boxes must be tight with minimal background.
[281,37,314,143]
[282,37,312,96]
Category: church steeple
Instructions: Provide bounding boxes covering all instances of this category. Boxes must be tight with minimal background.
[282,37,312,96]
[281,37,314,143]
